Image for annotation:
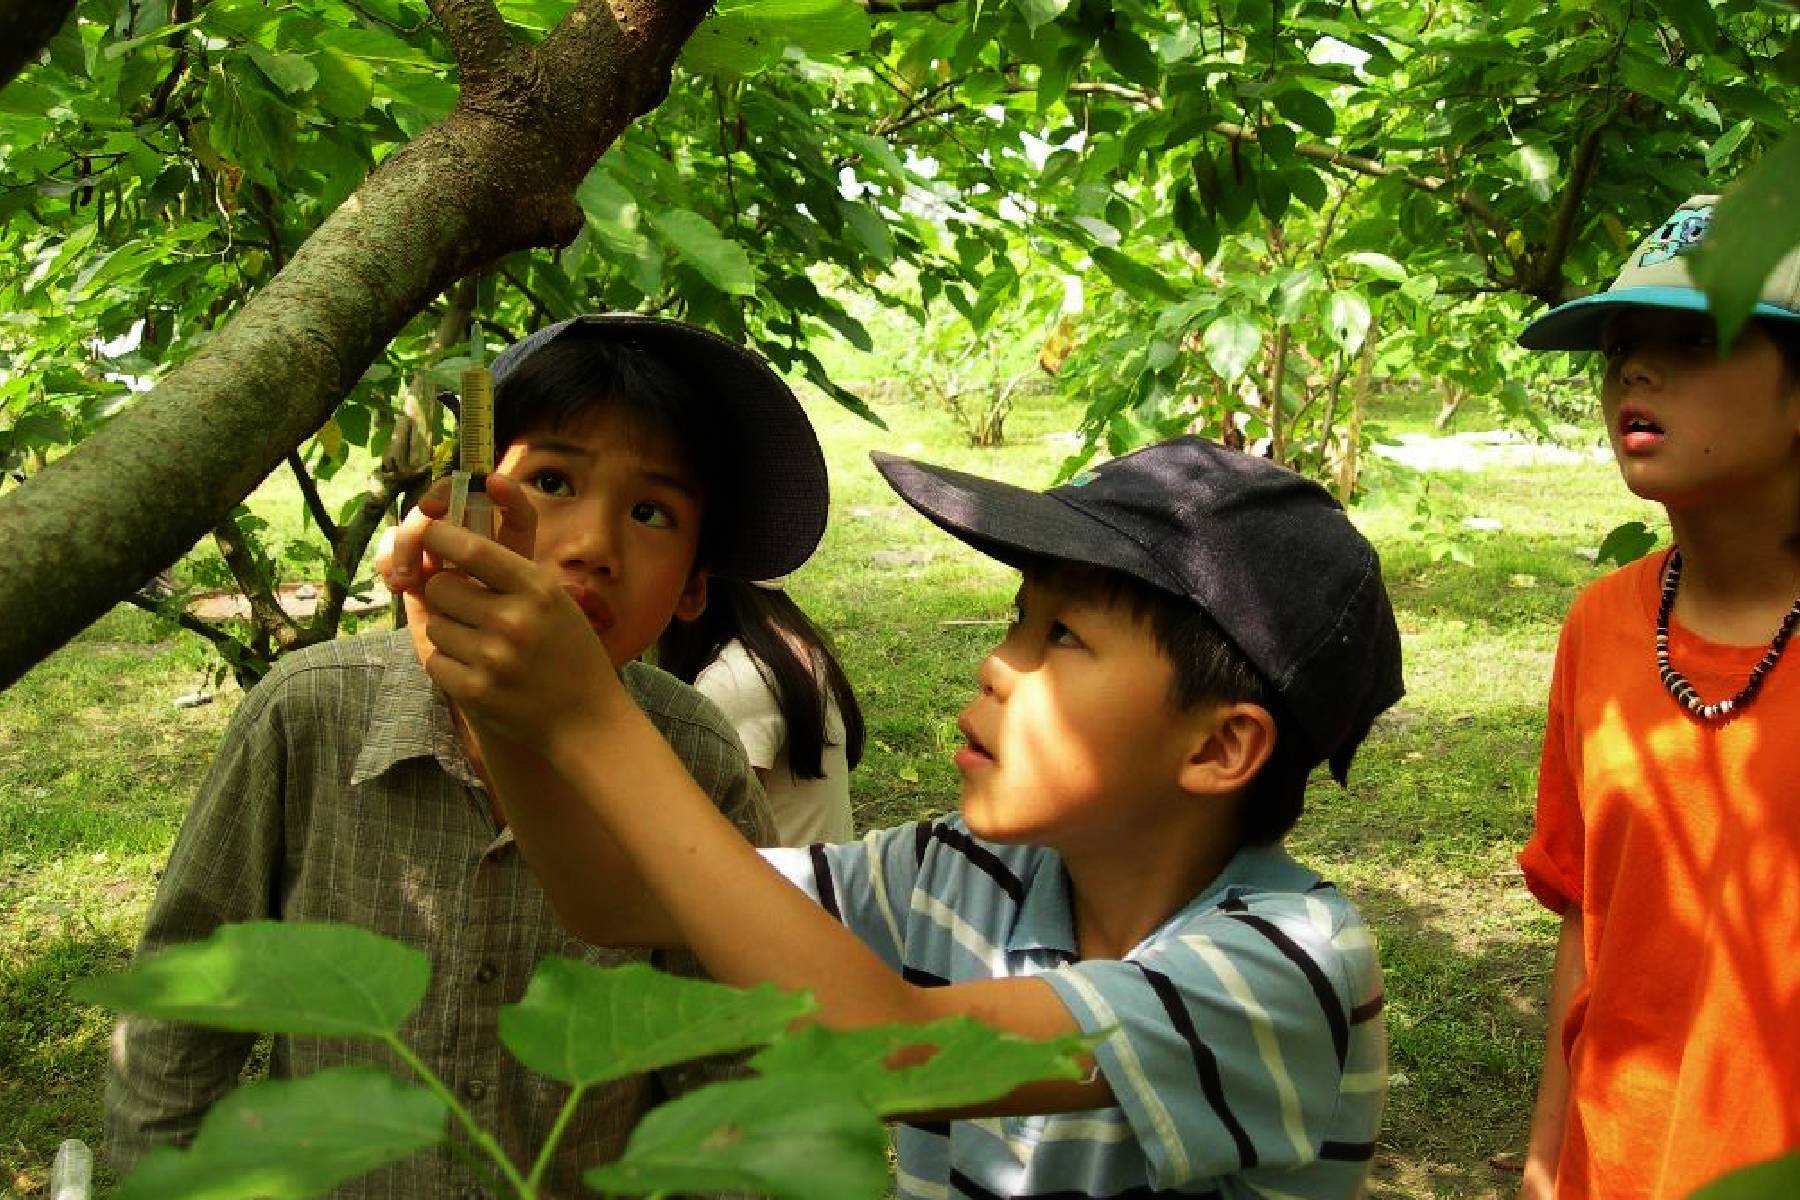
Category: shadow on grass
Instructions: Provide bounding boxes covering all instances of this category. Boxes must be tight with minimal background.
[0,922,134,1191]
[1356,876,1550,1200]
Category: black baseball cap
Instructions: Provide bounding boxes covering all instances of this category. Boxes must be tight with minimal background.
[488,314,828,582]
[872,437,1404,783]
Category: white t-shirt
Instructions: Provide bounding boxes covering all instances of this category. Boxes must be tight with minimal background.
[693,639,854,846]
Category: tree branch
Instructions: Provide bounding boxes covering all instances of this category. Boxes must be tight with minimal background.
[212,513,301,651]
[288,450,340,542]
[425,0,514,88]
[124,590,260,672]
[858,0,961,12]
[1531,110,1615,303]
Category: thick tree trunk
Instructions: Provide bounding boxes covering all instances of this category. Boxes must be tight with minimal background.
[0,0,710,689]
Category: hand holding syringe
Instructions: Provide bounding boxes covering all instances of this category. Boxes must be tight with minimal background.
[447,364,495,540]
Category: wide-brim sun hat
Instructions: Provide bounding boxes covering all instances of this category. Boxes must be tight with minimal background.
[871,438,1404,783]
[1519,193,1800,351]
[490,313,829,582]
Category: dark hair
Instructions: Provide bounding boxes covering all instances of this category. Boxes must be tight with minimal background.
[488,329,734,570]
[1028,560,1319,847]
[657,579,866,780]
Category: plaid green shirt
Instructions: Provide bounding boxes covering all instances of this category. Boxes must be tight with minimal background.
[104,629,772,1198]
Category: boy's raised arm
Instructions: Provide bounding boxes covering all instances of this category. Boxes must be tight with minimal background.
[412,514,1113,1117]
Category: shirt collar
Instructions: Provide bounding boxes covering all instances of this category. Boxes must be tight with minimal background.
[349,632,485,791]
[1004,841,1320,959]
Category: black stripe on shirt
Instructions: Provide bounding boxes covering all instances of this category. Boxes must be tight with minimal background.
[809,843,840,921]
[1350,993,1385,1024]
[1320,1139,1377,1162]
[902,965,950,987]
[1307,879,1336,892]
[915,820,934,865]
[949,1168,1208,1200]
[929,823,1026,906]
[1225,912,1350,1068]
[1136,964,1258,1170]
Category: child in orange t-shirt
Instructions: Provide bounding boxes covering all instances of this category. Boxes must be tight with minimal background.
[1514,192,1800,1200]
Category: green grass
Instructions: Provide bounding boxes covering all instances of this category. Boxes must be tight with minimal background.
[0,374,1661,1197]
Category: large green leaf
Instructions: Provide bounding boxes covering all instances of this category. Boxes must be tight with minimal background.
[117,1068,447,1200]
[74,921,429,1037]
[1648,0,1719,53]
[1090,247,1184,302]
[1690,133,1800,346]
[682,0,873,78]
[1689,1152,1800,1200]
[749,1017,1088,1115]
[1595,520,1659,567]
[1202,313,1263,383]
[1273,87,1335,137]
[498,958,813,1087]
[583,1078,888,1200]
[647,208,757,296]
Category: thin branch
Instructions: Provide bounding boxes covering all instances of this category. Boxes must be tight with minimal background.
[211,513,300,650]
[1533,109,1615,302]
[287,450,339,543]
[425,0,513,86]
[124,590,258,666]
[306,466,426,642]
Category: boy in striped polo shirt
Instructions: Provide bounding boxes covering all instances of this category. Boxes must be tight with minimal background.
[403,435,1404,1199]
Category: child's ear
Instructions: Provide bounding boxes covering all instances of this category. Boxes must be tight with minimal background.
[1176,701,1277,797]
[673,568,709,623]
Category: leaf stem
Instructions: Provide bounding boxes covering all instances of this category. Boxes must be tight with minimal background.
[384,1034,534,1197]
[525,1082,589,1191]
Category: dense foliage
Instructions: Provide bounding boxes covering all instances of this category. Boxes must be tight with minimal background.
[0,0,1796,675]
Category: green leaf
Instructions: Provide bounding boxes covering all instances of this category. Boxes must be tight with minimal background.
[247,45,318,96]
[117,1068,447,1200]
[838,199,896,264]
[1326,290,1373,352]
[498,959,813,1087]
[310,46,374,120]
[1272,267,1324,322]
[583,1078,888,1200]
[750,1017,1088,1114]
[74,921,429,1038]
[576,167,646,259]
[1017,0,1072,32]
[1595,520,1659,567]
[1090,247,1183,302]
[844,133,909,185]
[682,0,873,78]
[1513,143,1558,203]
[647,208,757,296]
[1202,314,1263,383]
[1648,0,1719,53]
[1690,1152,1800,1200]
[1690,133,1800,346]
[1273,88,1334,137]
[1345,251,1407,283]
[1099,29,1160,89]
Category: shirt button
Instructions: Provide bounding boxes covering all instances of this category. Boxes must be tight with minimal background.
[475,962,498,983]
[465,1079,488,1101]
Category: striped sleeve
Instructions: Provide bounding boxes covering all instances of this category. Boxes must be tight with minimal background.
[1040,897,1383,1190]
[761,822,931,970]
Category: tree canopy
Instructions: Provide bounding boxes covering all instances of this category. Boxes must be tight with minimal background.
[0,0,1795,686]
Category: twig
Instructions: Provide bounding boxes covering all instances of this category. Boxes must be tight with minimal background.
[287,450,340,542]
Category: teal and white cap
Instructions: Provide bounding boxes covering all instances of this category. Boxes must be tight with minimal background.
[1519,194,1800,351]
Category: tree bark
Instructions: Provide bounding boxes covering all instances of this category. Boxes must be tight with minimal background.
[0,0,711,689]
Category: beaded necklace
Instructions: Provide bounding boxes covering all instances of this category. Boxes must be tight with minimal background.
[1655,549,1800,722]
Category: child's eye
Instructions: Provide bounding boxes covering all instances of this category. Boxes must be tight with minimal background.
[526,469,574,498]
[631,500,675,528]
[1047,621,1083,649]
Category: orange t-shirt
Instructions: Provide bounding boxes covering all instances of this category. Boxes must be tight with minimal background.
[1520,550,1800,1199]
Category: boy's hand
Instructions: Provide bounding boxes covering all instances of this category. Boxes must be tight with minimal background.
[379,475,541,685]
[415,499,624,758]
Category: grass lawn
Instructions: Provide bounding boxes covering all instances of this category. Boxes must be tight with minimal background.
[0,376,1659,1198]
